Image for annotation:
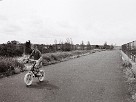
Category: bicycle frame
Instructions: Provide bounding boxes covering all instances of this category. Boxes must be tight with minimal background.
[26,59,40,77]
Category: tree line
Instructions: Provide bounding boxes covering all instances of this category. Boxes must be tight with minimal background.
[0,40,114,57]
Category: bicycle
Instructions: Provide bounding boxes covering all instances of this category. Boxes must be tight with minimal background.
[23,59,45,86]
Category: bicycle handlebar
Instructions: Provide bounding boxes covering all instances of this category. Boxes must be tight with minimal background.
[23,58,37,64]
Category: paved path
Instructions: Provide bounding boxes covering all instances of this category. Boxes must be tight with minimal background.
[0,50,130,102]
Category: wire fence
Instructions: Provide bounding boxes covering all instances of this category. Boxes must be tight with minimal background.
[122,41,136,62]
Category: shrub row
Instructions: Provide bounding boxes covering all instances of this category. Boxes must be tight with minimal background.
[0,57,24,76]
[0,44,24,57]
[42,50,92,65]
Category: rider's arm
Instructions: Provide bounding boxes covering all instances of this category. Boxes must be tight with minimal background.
[39,50,42,58]
[37,50,42,62]
[29,50,35,59]
[37,50,42,63]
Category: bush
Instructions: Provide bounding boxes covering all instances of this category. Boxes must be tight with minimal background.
[51,54,59,61]
[42,55,52,62]
[0,57,24,74]
[42,50,90,66]
[122,60,132,68]
[0,44,24,57]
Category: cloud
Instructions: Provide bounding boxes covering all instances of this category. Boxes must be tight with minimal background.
[0,0,136,45]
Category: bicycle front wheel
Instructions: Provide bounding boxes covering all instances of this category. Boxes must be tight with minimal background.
[24,72,33,86]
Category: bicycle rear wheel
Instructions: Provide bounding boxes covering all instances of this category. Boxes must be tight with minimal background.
[38,70,45,82]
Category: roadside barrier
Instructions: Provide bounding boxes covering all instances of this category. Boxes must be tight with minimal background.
[122,41,136,62]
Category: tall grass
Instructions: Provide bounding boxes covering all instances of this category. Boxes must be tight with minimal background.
[42,50,91,65]
[0,57,24,75]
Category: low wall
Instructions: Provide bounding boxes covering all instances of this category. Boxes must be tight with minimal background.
[121,50,136,76]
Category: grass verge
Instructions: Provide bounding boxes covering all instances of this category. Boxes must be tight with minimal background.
[42,50,92,66]
[122,60,136,102]
[0,57,24,78]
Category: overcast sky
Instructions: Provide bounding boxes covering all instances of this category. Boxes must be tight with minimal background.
[0,0,136,45]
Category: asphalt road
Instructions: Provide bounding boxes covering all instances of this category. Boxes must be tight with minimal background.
[0,50,130,102]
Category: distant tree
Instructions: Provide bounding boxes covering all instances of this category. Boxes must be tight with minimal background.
[103,42,107,49]
[87,41,91,50]
[110,44,114,50]
[7,41,11,44]
[95,45,99,49]
[64,38,71,51]
[60,38,73,51]
[103,42,110,49]
[81,41,84,50]
[7,40,19,45]
[61,41,64,51]
[48,44,54,52]
[70,38,73,50]
[11,40,19,45]
[54,39,57,51]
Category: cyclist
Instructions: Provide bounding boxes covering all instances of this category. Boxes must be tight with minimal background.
[29,45,42,74]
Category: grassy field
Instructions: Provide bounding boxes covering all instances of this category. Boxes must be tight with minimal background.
[0,50,101,78]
